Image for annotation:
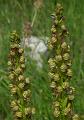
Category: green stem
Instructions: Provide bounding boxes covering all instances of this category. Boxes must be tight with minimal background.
[31,8,38,27]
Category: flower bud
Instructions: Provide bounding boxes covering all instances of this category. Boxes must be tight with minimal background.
[64,103,71,115]
[62,82,69,89]
[18,48,24,54]
[21,64,25,69]
[53,73,60,81]
[9,84,13,88]
[23,90,31,98]
[12,105,19,111]
[18,83,25,89]
[51,27,56,33]
[50,81,56,88]
[50,62,55,69]
[67,61,72,66]
[10,43,19,48]
[10,51,15,56]
[25,77,30,84]
[48,58,55,68]
[63,53,70,61]
[61,25,66,31]
[25,107,31,115]
[70,87,75,94]
[48,41,53,50]
[51,37,57,43]
[32,107,36,115]
[68,95,74,100]
[67,69,72,77]
[55,55,62,62]
[15,67,22,74]
[61,42,67,49]
[27,89,31,97]
[60,63,67,72]
[53,101,60,107]
[72,114,79,120]
[68,45,70,52]
[23,91,28,98]
[55,20,59,25]
[64,107,71,115]
[8,61,12,66]
[48,72,54,79]
[57,86,62,93]
[11,87,17,94]
[18,75,24,81]
[15,111,22,118]
[20,56,25,63]
[53,109,60,118]
[9,73,14,80]
[11,100,17,108]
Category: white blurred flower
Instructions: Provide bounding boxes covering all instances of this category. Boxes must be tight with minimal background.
[23,36,47,67]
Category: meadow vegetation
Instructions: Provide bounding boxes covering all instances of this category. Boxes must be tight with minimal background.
[0,0,84,120]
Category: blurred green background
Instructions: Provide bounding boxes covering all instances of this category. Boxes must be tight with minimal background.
[0,0,84,120]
